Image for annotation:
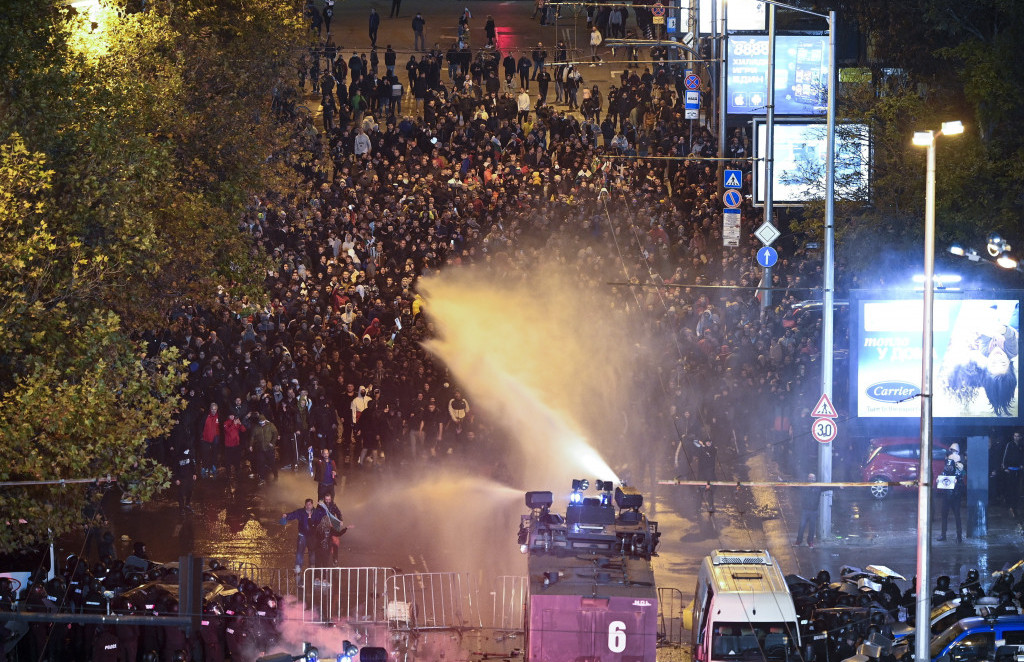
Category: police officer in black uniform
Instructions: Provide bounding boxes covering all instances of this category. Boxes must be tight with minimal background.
[112,595,141,662]
[92,625,121,662]
[199,601,227,662]
[224,593,248,660]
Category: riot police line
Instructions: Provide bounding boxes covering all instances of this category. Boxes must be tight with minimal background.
[0,551,289,662]
[787,560,1024,661]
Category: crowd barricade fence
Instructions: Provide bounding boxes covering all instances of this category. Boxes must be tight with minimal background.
[384,571,481,631]
[658,586,686,647]
[300,566,395,624]
[224,562,613,641]
[491,575,527,631]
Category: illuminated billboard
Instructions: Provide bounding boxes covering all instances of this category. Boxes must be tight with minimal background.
[727,35,828,115]
[694,0,767,34]
[752,120,870,206]
[850,292,1021,430]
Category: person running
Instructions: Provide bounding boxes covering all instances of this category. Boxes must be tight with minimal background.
[316,493,345,566]
[279,498,323,581]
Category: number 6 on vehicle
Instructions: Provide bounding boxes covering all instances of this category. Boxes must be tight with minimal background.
[608,621,626,653]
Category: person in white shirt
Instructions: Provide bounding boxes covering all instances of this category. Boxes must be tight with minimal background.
[351,385,372,425]
[517,88,531,123]
[354,128,372,156]
[589,26,602,63]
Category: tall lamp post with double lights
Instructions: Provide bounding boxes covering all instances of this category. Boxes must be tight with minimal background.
[949,237,1022,273]
[911,119,963,662]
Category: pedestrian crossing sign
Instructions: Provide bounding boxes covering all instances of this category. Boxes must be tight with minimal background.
[812,393,838,418]
[724,169,741,189]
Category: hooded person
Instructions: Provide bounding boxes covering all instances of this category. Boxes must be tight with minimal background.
[365,317,382,338]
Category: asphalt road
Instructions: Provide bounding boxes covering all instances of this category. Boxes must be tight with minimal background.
[45,1,1024,658]
[52,446,1023,660]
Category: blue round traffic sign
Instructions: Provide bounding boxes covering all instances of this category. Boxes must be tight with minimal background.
[756,246,778,268]
[684,74,701,90]
[723,189,742,208]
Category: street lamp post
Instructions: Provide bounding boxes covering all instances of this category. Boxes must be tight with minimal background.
[911,120,963,662]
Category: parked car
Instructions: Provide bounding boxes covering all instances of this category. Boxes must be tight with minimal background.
[860,437,952,499]
[930,615,1024,661]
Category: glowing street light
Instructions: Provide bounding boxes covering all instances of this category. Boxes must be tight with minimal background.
[910,119,962,662]
[987,232,1008,257]
[996,254,1019,270]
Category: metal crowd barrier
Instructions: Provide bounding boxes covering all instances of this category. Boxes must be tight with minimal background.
[222,561,299,597]
[224,562,682,647]
[301,566,395,624]
[491,575,527,631]
[658,586,686,647]
[385,572,481,631]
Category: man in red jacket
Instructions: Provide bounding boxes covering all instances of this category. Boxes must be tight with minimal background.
[222,413,247,481]
[200,402,221,478]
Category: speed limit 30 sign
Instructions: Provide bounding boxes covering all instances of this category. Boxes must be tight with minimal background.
[811,417,837,444]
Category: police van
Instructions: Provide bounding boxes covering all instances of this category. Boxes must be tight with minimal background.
[685,550,801,662]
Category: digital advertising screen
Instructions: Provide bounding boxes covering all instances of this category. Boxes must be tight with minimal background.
[850,292,1022,432]
[695,0,767,34]
[727,35,829,115]
[752,120,870,206]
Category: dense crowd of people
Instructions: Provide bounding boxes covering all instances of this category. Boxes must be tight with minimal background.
[148,17,847,516]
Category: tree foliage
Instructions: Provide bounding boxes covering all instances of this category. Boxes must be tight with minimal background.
[1,0,307,325]
[0,0,309,552]
[0,136,183,551]
[791,0,1024,277]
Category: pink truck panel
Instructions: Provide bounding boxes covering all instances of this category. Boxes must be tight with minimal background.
[527,593,658,662]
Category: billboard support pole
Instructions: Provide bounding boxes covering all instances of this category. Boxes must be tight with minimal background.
[760,4,776,312]
[819,8,837,542]
[710,0,717,162]
[716,0,727,199]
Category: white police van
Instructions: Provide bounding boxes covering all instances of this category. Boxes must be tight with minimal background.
[685,550,801,662]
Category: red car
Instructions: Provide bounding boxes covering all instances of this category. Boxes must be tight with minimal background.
[860,437,952,499]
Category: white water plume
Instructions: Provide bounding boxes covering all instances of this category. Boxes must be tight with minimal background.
[419,264,652,493]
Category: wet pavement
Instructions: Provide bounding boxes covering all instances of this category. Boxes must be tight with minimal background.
[52,445,1024,660]
[45,1,1024,659]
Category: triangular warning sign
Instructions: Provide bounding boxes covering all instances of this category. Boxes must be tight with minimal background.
[812,393,838,418]
[724,171,741,188]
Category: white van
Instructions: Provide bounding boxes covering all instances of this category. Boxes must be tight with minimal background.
[686,550,801,662]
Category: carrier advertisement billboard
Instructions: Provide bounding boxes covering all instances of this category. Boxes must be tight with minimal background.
[851,293,1020,428]
[727,35,828,115]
